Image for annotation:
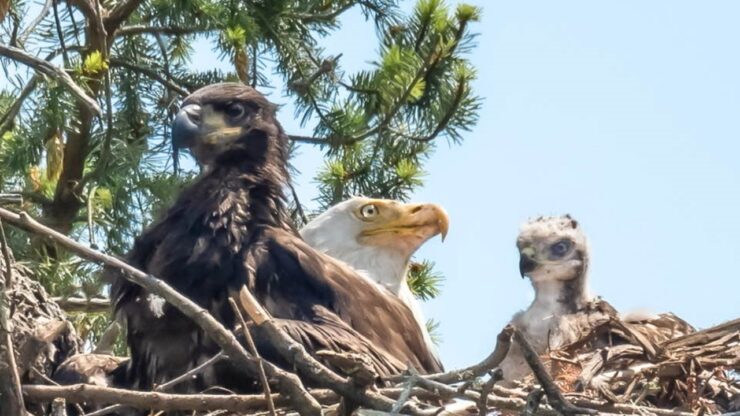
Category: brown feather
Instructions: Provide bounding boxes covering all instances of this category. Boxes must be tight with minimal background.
[109,84,441,396]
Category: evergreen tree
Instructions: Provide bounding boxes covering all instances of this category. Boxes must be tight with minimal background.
[0,0,480,349]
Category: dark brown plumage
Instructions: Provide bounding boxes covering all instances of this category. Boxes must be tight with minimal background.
[110,83,441,395]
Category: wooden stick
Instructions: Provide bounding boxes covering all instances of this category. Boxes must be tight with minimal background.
[0,218,27,415]
[0,207,322,416]
[520,388,544,416]
[233,286,430,415]
[52,297,111,313]
[229,297,276,416]
[390,324,513,385]
[24,384,310,412]
[512,328,597,415]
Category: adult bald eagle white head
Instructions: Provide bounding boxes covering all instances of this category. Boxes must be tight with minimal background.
[500,215,694,383]
[300,196,449,358]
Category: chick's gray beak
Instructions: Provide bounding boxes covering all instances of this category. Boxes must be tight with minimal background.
[172,104,202,150]
[519,254,538,278]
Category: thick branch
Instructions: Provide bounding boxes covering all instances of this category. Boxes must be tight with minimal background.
[0,45,101,115]
[24,384,310,412]
[0,207,322,415]
[104,0,144,33]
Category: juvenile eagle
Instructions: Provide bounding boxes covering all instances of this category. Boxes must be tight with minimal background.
[300,196,449,361]
[500,215,694,383]
[110,84,442,394]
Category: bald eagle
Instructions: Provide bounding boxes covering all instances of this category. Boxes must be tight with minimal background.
[110,83,442,394]
[500,215,694,383]
[300,196,448,361]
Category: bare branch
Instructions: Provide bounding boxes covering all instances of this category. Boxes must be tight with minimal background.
[389,324,513,385]
[232,286,426,415]
[115,25,211,37]
[17,0,53,46]
[477,369,503,416]
[229,297,276,416]
[51,297,110,313]
[0,207,322,415]
[512,328,597,415]
[109,58,189,97]
[0,218,26,415]
[24,384,305,413]
[104,0,144,33]
[288,134,328,145]
[0,45,101,115]
[520,388,544,416]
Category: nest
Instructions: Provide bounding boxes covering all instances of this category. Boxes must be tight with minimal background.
[512,305,740,415]
[0,216,736,415]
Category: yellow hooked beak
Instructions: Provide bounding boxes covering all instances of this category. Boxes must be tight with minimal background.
[359,201,449,243]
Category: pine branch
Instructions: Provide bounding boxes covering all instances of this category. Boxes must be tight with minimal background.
[406,77,467,143]
[0,45,101,115]
[109,58,189,97]
[288,134,329,145]
[0,75,37,136]
[116,25,211,37]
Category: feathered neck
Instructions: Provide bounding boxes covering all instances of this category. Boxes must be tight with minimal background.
[530,256,590,314]
[205,157,293,231]
[322,245,409,294]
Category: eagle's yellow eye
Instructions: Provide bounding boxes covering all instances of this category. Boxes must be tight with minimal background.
[360,204,379,218]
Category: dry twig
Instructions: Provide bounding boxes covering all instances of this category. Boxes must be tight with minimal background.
[512,328,597,415]
[0,218,26,415]
[411,324,513,384]
[232,286,431,415]
[0,207,321,416]
[228,297,276,416]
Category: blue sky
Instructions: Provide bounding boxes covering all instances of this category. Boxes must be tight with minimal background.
[4,1,740,370]
[267,1,740,369]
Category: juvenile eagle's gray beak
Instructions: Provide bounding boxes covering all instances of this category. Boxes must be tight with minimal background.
[172,104,202,172]
[172,104,202,151]
[519,253,538,278]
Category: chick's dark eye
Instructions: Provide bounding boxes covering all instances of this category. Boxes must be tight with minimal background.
[550,240,571,257]
[225,103,246,119]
